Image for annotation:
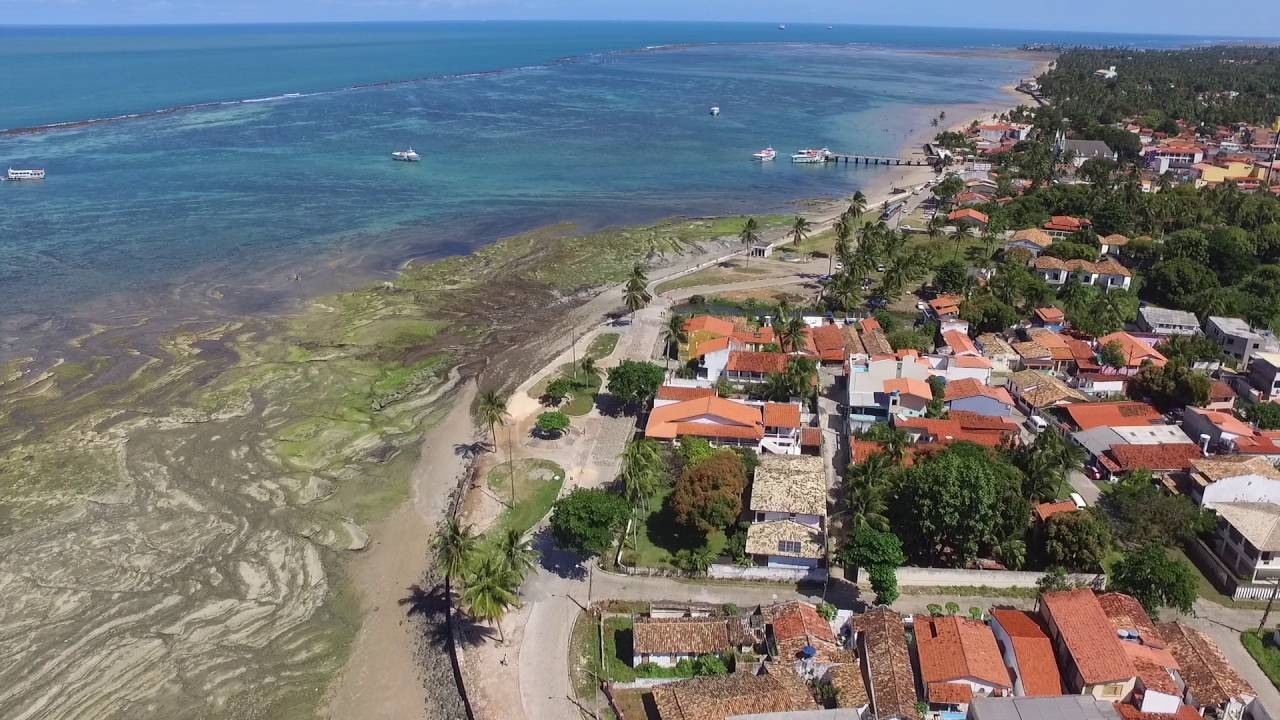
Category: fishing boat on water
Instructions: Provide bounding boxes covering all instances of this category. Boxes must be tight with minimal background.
[391,147,420,162]
[709,106,721,116]
[753,147,777,162]
[6,168,45,181]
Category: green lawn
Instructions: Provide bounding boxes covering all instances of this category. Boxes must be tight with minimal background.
[602,616,637,682]
[484,458,566,537]
[654,262,770,295]
[586,332,620,360]
[561,373,602,416]
[621,485,726,570]
[1242,630,1280,690]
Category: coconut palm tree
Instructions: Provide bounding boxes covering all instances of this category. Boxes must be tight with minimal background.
[776,314,809,355]
[623,284,651,321]
[926,214,947,246]
[823,273,862,313]
[463,556,519,644]
[620,439,662,548]
[577,355,599,383]
[830,217,852,276]
[739,216,760,268]
[789,215,811,247]
[434,516,477,581]
[627,263,648,292]
[661,312,688,369]
[474,389,510,451]
[844,455,891,531]
[845,190,868,223]
[784,356,819,400]
[951,223,974,260]
[496,528,538,581]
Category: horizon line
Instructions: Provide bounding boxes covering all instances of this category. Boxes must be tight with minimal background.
[0,18,1276,40]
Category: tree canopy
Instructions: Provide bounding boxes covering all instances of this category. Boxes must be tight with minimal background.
[605,360,665,410]
[550,488,630,556]
[1044,509,1113,572]
[1110,544,1197,614]
[672,450,748,533]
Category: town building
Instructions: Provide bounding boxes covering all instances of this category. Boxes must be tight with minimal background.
[915,615,1012,714]
[1096,332,1167,373]
[1143,144,1205,174]
[949,208,990,231]
[1031,257,1132,291]
[988,609,1065,697]
[1005,228,1054,256]
[631,615,756,667]
[1182,407,1280,459]
[1038,589,1136,700]
[944,378,1016,417]
[1137,306,1201,337]
[651,668,820,720]
[897,412,1020,449]
[851,608,921,720]
[1043,216,1092,239]
[1205,316,1280,368]
[1007,370,1087,412]
[1208,502,1280,587]
[1096,593,1183,715]
[1157,622,1256,718]
[847,355,934,429]
[745,455,827,570]
[1247,351,1280,402]
[1098,234,1129,257]
[1058,138,1117,167]
[646,393,806,454]
[967,696,1122,720]
[976,334,1019,376]
[1184,455,1280,508]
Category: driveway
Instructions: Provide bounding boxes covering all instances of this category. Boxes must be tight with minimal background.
[1066,469,1102,506]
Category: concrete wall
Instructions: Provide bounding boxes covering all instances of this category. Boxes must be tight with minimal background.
[854,566,1103,590]
[709,564,827,583]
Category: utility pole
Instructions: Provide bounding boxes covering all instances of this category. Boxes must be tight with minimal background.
[570,324,578,380]
[1259,576,1280,632]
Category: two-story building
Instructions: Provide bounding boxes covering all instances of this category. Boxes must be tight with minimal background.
[1031,257,1132,291]
[1137,306,1201,337]
[989,609,1065,697]
[915,615,1012,714]
[1248,351,1280,402]
[1043,216,1092,240]
[1205,316,1280,369]
[1038,589,1137,701]
[745,455,827,570]
[944,378,1016,418]
[1210,502,1280,587]
[1184,455,1280,508]
[847,355,934,429]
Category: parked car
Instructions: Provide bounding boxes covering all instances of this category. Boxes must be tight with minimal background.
[1025,415,1049,434]
[1069,492,1087,509]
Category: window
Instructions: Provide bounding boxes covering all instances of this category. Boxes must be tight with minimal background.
[1101,684,1123,697]
[778,540,803,554]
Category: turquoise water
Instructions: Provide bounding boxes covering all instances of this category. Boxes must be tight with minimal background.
[0,23,1204,322]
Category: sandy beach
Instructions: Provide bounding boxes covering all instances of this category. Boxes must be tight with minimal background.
[317,48,1055,720]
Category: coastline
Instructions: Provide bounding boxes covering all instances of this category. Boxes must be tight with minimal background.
[0,47,1047,720]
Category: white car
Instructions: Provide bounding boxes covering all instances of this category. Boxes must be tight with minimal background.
[1070,492,1087,509]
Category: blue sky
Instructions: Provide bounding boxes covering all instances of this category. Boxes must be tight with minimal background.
[2,0,1277,35]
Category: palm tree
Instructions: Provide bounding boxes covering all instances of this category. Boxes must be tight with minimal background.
[434,516,477,581]
[463,556,519,644]
[789,215,811,247]
[627,263,648,292]
[951,223,974,260]
[777,314,808,354]
[662,312,688,369]
[760,372,794,402]
[739,216,760,267]
[623,284,651,321]
[831,221,852,277]
[823,273,861,313]
[621,440,662,548]
[926,214,947,247]
[844,454,891,531]
[577,355,599,383]
[496,528,538,581]
[474,389,510,450]
[688,547,716,575]
[784,356,819,399]
[845,190,868,223]
[874,426,911,466]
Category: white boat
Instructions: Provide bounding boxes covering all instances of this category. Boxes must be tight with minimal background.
[709,106,721,116]
[6,168,45,181]
[752,147,777,162]
[391,147,420,162]
[778,24,787,30]
[790,148,831,164]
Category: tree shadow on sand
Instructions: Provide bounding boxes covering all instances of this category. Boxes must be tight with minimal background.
[533,526,588,581]
[400,582,498,649]
[454,441,493,459]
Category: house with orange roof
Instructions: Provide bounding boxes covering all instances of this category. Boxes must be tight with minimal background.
[809,322,855,364]
[928,294,964,319]
[1032,256,1132,291]
[941,329,980,358]
[1034,307,1067,331]
[955,190,992,207]
[1097,593,1184,715]
[1039,589,1137,700]
[851,608,921,720]
[1097,332,1167,373]
[927,353,995,385]
[989,609,1065,697]
[1034,501,1080,524]
[949,208,990,230]
[1059,401,1164,432]
[914,615,1012,713]
[943,377,1015,417]
[1043,215,1092,239]
[645,395,765,447]
[1182,407,1280,460]
[1006,228,1055,256]
[848,355,934,429]
[895,411,1019,449]
[1025,328,1076,373]
[724,351,789,384]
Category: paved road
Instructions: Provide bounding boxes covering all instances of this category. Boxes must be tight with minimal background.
[1066,469,1102,506]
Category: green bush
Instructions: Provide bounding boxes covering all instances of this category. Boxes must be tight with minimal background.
[1241,631,1280,690]
[535,410,571,435]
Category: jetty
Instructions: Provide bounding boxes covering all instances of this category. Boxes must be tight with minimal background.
[822,152,933,167]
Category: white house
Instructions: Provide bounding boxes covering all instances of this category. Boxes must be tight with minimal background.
[1248,351,1280,402]
[1032,257,1132,291]
[1205,316,1280,368]
[1185,455,1280,509]
[1210,502,1280,586]
[989,609,1064,697]
[847,355,934,429]
[1137,306,1201,337]
[915,615,1013,712]
[745,455,827,569]
[631,615,755,668]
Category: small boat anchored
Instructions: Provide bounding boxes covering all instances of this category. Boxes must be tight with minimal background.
[709,106,721,116]
[752,147,777,162]
[791,148,832,164]
[6,168,45,181]
[391,147,420,162]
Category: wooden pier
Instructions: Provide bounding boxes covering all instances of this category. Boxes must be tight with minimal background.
[823,153,933,167]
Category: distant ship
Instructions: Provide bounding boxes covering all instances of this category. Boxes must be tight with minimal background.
[391,147,420,162]
[6,168,45,181]
[791,148,831,164]
[753,147,777,162]
[778,24,787,30]
[709,106,721,116]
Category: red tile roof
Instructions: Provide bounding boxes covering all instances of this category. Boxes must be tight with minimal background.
[1044,215,1091,233]
[1157,622,1255,708]
[1040,589,1136,686]
[646,396,763,440]
[989,609,1064,697]
[810,323,850,362]
[770,601,837,646]
[884,377,933,401]
[943,378,1014,406]
[1035,307,1066,324]
[1063,401,1163,430]
[656,386,717,401]
[800,427,822,448]
[928,682,974,705]
[930,295,964,317]
[763,402,802,429]
[1098,593,1164,649]
[914,615,1012,690]
[1099,332,1167,368]
[944,330,979,356]
[1105,444,1203,474]
[726,351,789,374]
[691,336,734,358]
[949,208,990,224]
[1034,501,1079,523]
[685,315,738,337]
[1114,702,1203,720]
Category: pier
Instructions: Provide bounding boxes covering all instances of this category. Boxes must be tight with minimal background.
[823,153,933,167]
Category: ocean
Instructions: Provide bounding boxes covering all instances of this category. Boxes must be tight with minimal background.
[0,22,1217,327]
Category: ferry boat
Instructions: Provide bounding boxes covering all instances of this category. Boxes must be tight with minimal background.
[709,106,721,116]
[391,147,420,162]
[6,168,45,181]
[790,148,831,164]
[752,147,777,162]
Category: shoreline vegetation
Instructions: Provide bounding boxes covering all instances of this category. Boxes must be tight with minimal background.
[0,48,1045,720]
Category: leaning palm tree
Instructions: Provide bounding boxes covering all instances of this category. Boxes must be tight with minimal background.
[620,439,662,547]
[789,215,811,247]
[434,516,477,582]
[496,528,538,581]
[739,216,761,267]
[623,284,651,321]
[474,389,510,450]
[661,312,688,369]
[845,190,868,223]
[463,556,519,644]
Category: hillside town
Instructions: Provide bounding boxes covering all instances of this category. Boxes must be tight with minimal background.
[426,45,1280,720]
